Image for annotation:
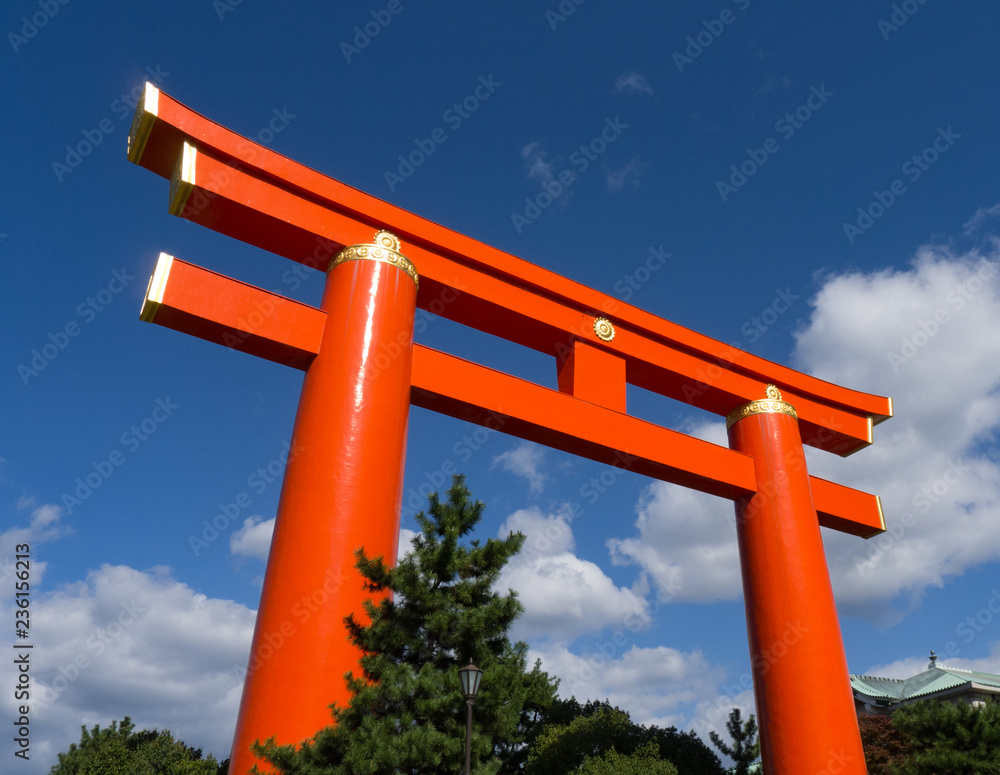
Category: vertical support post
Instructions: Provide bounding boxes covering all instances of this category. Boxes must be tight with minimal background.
[464,699,474,775]
[228,232,418,774]
[726,386,866,775]
[556,335,627,413]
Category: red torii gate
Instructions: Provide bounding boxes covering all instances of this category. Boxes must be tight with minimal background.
[127,83,890,775]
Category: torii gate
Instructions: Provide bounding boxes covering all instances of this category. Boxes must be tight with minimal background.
[127,83,890,775]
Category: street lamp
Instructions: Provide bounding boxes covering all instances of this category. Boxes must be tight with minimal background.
[459,662,483,775]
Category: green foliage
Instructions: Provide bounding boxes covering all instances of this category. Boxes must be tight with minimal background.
[858,714,913,774]
[708,708,760,775]
[578,742,678,775]
[526,704,637,773]
[256,475,558,775]
[525,699,724,775]
[890,700,1000,774]
[49,716,223,775]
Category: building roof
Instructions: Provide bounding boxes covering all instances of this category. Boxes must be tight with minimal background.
[852,653,1000,706]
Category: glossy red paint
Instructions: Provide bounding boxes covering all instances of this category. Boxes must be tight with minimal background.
[140,259,885,537]
[128,84,889,774]
[229,254,415,775]
[129,84,890,456]
[729,408,867,774]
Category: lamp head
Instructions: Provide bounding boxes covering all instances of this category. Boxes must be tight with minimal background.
[459,662,483,699]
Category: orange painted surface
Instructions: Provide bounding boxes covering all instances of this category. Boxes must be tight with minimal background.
[138,258,886,536]
[413,343,754,501]
[142,256,325,369]
[166,147,878,455]
[728,410,867,775]
[557,339,628,413]
[127,86,894,775]
[138,257,885,536]
[129,86,892,456]
[226,256,416,775]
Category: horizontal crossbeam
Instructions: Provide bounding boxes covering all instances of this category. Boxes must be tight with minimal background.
[128,85,891,457]
[139,254,885,538]
[140,254,324,369]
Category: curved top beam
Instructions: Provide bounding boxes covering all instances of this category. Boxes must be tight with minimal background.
[128,83,892,456]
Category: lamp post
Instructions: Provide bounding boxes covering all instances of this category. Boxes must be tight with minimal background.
[459,662,483,775]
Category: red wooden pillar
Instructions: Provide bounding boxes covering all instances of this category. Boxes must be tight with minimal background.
[727,386,866,775]
[228,232,418,774]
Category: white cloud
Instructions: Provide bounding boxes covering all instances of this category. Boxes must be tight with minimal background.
[608,422,743,605]
[531,641,758,764]
[608,229,1000,626]
[1,501,71,586]
[498,505,647,644]
[688,686,756,749]
[795,243,1000,621]
[398,527,418,562]
[0,564,254,774]
[606,158,647,192]
[520,142,556,187]
[230,519,415,566]
[614,71,654,97]
[492,442,547,493]
[229,515,274,560]
[531,643,724,730]
[963,203,1000,236]
[608,482,741,604]
[500,504,576,555]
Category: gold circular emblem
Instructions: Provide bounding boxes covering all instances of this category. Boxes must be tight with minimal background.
[594,317,616,342]
[726,384,798,429]
[374,230,400,252]
[328,230,419,289]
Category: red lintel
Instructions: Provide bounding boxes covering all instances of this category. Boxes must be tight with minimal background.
[127,85,892,458]
[138,255,884,538]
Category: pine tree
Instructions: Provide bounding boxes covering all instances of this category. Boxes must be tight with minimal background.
[709,708,760,775]
[891,700,1000,774]
[256,475,558,774]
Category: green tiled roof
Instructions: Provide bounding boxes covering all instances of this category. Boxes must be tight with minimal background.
[852,664,1000,705]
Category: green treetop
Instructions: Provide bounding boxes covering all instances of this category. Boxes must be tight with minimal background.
[256,475,558,775]
[49,716,224,775]
[525,699,724,775]
[890,699,1000,774]
[709,707,760,775]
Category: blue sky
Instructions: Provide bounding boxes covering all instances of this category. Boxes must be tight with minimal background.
[4,1,1000,770]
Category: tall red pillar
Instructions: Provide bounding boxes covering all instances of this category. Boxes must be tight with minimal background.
[727,386,866,775]
[228,231,418,774]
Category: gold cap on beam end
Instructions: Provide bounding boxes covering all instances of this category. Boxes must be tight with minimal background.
[328,230,419,289]
[726,384,798,429]
[168,143,197,217]
[127,82,159,164]
[140,252,174,323]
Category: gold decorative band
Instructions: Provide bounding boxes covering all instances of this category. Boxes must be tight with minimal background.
[726,384,797,429]
[328,230,419,289]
